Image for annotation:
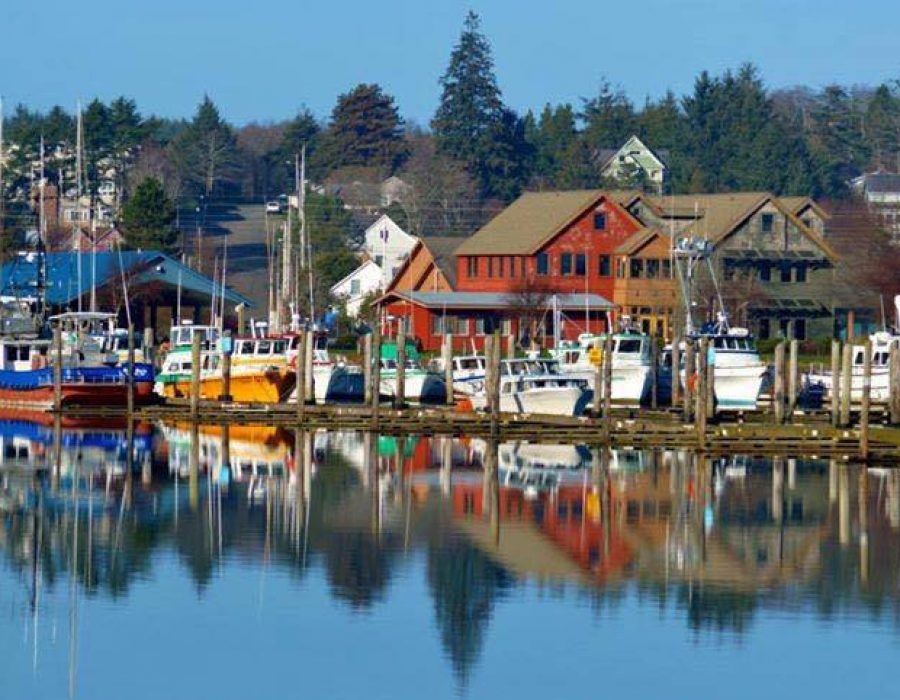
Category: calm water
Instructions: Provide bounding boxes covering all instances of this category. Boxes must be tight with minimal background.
[1,421,898,700]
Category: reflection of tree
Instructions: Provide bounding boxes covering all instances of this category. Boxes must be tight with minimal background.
[426,537,514,685]
[677,585,757,634]
[323,531,392,609]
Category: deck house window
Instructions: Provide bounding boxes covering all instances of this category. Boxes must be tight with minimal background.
[598,255,611,277]
[780,263,791,283]
[630,258,644,278]
[487,257,494,278]
[536,253,549,276]
[467,257,478,277]
[560,253,573,276]
[661,259,672,278]
[795,263,807,282]
[593,212,606,230]
[575,254,586,276]
[761,213,774,233]
[759,263,771,282]
[509,256,516,277]
[646,259,659,279]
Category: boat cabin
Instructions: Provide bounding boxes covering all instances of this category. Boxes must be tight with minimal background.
[0,338,50,371]
[171,323,220,350]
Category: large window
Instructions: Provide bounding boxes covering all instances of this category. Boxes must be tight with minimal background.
[467,257,478,277]
[661,258,672,279]
[795,263,807,283]
[780,263,791,283]
[646,259,659,279]
[630,258,644,278]
[575,254,586,276]
[560,253,573,276]
[487,256,494,278]
[598,255,611,277]
[761,213,774,233]
[594,212,607,230]
[350,279,361,295]
[536,253,549,276]
[759,263,771,282]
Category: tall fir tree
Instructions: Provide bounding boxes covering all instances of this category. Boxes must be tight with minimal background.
[121,176,178,252]
[432,11,526,201]
[864,84,900,171]
[168,95,239,196]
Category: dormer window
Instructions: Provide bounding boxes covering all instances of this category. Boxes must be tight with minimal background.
[593,212,606,230]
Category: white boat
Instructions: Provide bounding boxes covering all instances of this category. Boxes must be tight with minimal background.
[469,357,588,416]
[805,329,897,402]
[553,331,651,405]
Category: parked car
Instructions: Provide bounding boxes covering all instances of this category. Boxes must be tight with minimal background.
[265,201,282,214]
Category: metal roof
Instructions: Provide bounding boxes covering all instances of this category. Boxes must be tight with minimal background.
[389,291,615,310]
[1,251,253,307]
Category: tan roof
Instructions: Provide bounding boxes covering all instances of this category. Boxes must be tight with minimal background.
[614,228,665,255]
[780,196,830,219]
[454,190,607,255]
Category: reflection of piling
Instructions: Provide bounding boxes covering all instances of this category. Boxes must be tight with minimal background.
[190,332,202,420]
[771,456,784,524]
[858,469,869,586]
[395,326,407,408]
[840,342,852,427]
[52,412,61,493]
[830,340,841,427]
[440,436,453,496]
[838,463,850,546]
[443,334,454,405]
[860,342,872,460]
[189,422,200,511]
[126,324,135,419]
[53,323,62,413]
[483,438,500,546]
[602,336,613,436]
[774,341,785,424]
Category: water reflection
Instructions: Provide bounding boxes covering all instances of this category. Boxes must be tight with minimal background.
[1,420,899,697]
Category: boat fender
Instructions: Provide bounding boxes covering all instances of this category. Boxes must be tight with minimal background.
[455,398,474,413]
[687,372,699,393]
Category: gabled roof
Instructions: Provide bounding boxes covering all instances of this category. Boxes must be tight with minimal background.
[454,190,632,256]
[384,291,615,310]
[614,228,666,255]
[780,196,829,220]
[1,251,253,307]
[329,259,382,293]
[599,135,669,169]
[419,236,461,289]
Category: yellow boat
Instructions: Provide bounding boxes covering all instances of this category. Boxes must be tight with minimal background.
[158,365,296,403]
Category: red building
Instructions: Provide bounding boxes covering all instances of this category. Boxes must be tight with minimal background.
[379,190,633,351]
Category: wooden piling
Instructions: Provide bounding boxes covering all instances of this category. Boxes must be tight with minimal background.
[190,331,202,419]
[593,349,603,418]
[860,341,872,460]
[237,304,246,336]
[443,334,454,405]
[696,337,708,445]
[363,333,372,405]
[296,331,307,421]
[788,338,799,415]
[506,334,515,360]
[53,323,62,413]
[706,344,715,419]
[830,340,841,427]
[127,323,135,419]
[774,341,785,424]
[219,337,232,402]
[371,324,382,427]
[671,336,681,408]
[840,341,852,427]
[142,327,155,368]
[602,336,613,434]
[650,336,659,410]
[395,326,406,408]
[890,340,900,425]
[683,340,695,423]
[303,329,314,403]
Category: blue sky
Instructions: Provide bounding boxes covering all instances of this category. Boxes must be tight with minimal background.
[3,0,899,125]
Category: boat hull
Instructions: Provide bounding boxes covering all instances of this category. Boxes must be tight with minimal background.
[703,363,768,411]
[565,364,650,405]
[472,385,585,416]
[159,368,295,403]
[806,368,891,402]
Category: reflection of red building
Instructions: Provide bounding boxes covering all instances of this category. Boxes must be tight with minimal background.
[449,481,632,581]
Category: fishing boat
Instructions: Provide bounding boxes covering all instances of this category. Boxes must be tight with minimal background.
[804,297,900,403]
[468,357,589,416]
[552,329,652,405]
[379,338,445,403]
[284,331,363,404]
[154,323,295,402]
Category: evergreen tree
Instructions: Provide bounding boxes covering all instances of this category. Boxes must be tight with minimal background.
[864,84,900,170]
[168,95,239,196]
[526,103,579,187]
[316,84,406,173]
[555,137,601,189]
[581,80,637,149]
[808,85,870,190]
[121,177,178,252]
[432,11,526,200]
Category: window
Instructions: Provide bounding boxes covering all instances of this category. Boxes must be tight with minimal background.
[802,217,813,229]
[467,257,478,277]
[593,212,607,230]
[575,254,586,276]
[375,255,384,267]
[431,315,446,335]
[723,260,735,281]
[457,318,470,336]
[501,318,512,335]
[536,253,549,275]
[780,263,791,283]
[759,263,771,282]
[598,255,611,277]
[487,256,494,278]
[795,263,807,283]
[630,258,644,278]
[646,259,659,279]
[350,279,361,295]
[758,318,771,339]
[761,213,774,233]
[509,256,516,277]
[661,259,672,279]
[560,253,572,275]
[616,258,626,278]
[794,318,807,340]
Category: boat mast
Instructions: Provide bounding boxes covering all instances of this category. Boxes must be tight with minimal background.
[76,101,83,313]
[0,95,4,244]
[301,145,314,327]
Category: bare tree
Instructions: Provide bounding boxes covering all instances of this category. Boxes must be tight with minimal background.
[505,277,554,349]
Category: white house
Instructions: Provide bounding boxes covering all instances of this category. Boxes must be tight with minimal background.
[363,214,418,286]
[850,171,900,242]
[329,259,385,318]
[599,135,668,192]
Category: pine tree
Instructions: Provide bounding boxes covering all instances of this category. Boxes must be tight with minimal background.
[526,103,578,188]
[168,95,238,196]
[432,11,526,200]
[864,84,900,170]
[808,85,870,188]
[316,84,406,173]
[581,80,637,149]
[121,177,178,252]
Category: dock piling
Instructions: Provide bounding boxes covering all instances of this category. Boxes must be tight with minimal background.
[53,322,62,413]
[650,336,659,410]
[706,344,716,420]
[443,334,454,405]
[127,323,135,419]
[371,323,382,428]
[363,333,372,405]
[683,340,695,423]
[190,331,201,419]
[861,341,872,460]
[840,341,852,427]
[303,329,314,404]
[143,327,155,368]
[602,336,613,435]
[774,341,785,424]
[219,336,232,402]
[890,340,900,425]
[396,326,406,408]
[296,331,307,421]
[788,338,799,415]
[696,337,708,445]
[671,336,682,408]
[830,340,841,427]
